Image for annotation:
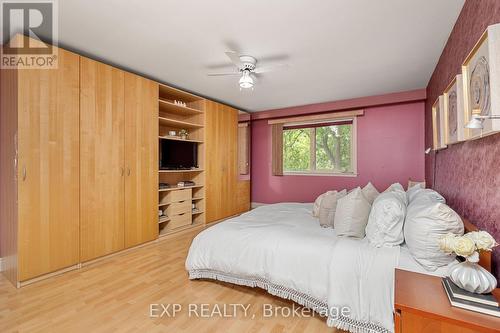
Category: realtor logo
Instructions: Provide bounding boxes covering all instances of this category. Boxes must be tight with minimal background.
[1,0,58,68]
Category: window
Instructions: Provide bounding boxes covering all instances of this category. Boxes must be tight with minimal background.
[283,119,356,175]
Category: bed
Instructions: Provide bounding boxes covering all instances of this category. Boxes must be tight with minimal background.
[185,203,454,333]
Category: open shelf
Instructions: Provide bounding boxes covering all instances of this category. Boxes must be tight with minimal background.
[159,220,204,238]
[159,117,203,129]
[159,216,170,224]
[158,185,204,192]
[159,99,203,115]
[158,83,203,103]
[159,136,203,143]
[158,82,206,238]
[159,169,204,173]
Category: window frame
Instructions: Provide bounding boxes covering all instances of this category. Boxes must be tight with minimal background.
[282,117,358,177]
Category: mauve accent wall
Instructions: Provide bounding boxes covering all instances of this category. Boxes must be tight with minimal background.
[252,101,425,203]
[425,0,500,281]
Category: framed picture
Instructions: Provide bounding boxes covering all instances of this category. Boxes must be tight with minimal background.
[432,95,447,150]
[462,23,500,139]
[443,74,466,144]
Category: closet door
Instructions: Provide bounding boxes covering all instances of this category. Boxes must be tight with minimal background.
[124,73,158,248]
[80,58,125,262]
[205,101,239,223]
[221,104,239,217]
[17,48,80,281]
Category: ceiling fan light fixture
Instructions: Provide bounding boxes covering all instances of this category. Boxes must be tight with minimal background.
[239,70,254,89]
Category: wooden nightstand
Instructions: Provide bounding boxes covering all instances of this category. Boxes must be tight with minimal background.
[394,269,500,333]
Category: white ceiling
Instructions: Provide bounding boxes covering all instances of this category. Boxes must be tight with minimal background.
[59,0,464,112]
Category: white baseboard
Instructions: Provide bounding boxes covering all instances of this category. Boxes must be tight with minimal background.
[251,202,269,209]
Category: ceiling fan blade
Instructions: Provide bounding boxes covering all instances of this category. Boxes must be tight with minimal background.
[225,51,242,68]
[207,71,241,76]
[254,63,289,74]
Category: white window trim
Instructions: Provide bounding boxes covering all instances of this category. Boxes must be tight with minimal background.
[282,117,358,177]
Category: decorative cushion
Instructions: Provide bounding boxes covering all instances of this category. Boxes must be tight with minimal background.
[362,182,379,205]
[312,191,336,217]
[366,191,407,247]
[407,180,426,190]
[406,183,424,203]
[334,187,371,238]
[384,183,405,193]
[319,191,346,228]
[409,188,445,204]
[404,196,464,271]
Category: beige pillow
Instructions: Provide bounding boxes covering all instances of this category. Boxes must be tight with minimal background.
[318,190,347,227]
[362,182,379,205]
[334,187,371,238]
[319,192,338,227]
[312,191,336,217]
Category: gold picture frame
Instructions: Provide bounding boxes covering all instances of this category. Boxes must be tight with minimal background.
[461,23,500,139]
[432,95,447,150]
[443,74,466,145]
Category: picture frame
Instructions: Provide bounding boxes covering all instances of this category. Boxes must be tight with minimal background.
[432,95,447,150]
[443,74,466,144]
[461,23,500,139]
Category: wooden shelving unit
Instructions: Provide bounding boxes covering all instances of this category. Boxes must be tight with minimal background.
[159,98,204,115]
[158,83,206,237]
[159,169,204,173]
[158,184,203,192]
[159,136,203,143]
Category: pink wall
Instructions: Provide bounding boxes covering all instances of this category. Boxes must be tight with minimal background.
[425,0,500,282]
[251,101,425,203]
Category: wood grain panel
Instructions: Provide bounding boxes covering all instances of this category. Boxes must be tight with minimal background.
[17,48,80,281]
[205,100,221,223]
[236,180,251,214]
[124,73,158,247]
[80,57,125,262]
[0,66,19,285]
[205,101,240,222]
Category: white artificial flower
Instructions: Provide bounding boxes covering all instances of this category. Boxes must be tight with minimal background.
[467,251,480,263]
[453,236,476,257]
[465,231,498,251]
[438,233,458,253]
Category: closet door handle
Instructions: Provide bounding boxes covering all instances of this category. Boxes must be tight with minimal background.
[121,167,125,176]
[22,166,26,181]
[127,168,131,176]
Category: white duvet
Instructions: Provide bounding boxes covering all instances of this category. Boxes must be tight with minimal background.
[186,203,400,333]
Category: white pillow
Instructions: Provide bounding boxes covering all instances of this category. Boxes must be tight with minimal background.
[410,188,445,204]
[384,183,405,193]
[404,199,464,271]
[319,191,345,228]
[362,182,379,205]
[334,187,371,238]
[312,191,336,217]
[406,184,424,203]
[366,191,407,247]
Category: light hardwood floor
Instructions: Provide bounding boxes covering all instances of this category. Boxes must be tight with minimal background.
[0,228,341,333]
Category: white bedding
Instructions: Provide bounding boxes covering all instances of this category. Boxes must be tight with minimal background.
[185,203,448,333]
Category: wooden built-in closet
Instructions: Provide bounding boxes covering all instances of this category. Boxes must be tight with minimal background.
[0,34,250,287]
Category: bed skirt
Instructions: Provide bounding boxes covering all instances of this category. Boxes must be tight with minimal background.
[188,269,390,333]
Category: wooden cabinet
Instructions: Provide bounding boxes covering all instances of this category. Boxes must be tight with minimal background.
[205,100,249,223]
[394,269,500,333]
[124,73,158,248]
[80,58,126,262]
[0,42,81,283]
[80,59,158,261]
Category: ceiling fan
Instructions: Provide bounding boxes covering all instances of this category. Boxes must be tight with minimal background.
[207,51,288,90]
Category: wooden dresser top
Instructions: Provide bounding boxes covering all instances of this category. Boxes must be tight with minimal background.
[395,269,500,332]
